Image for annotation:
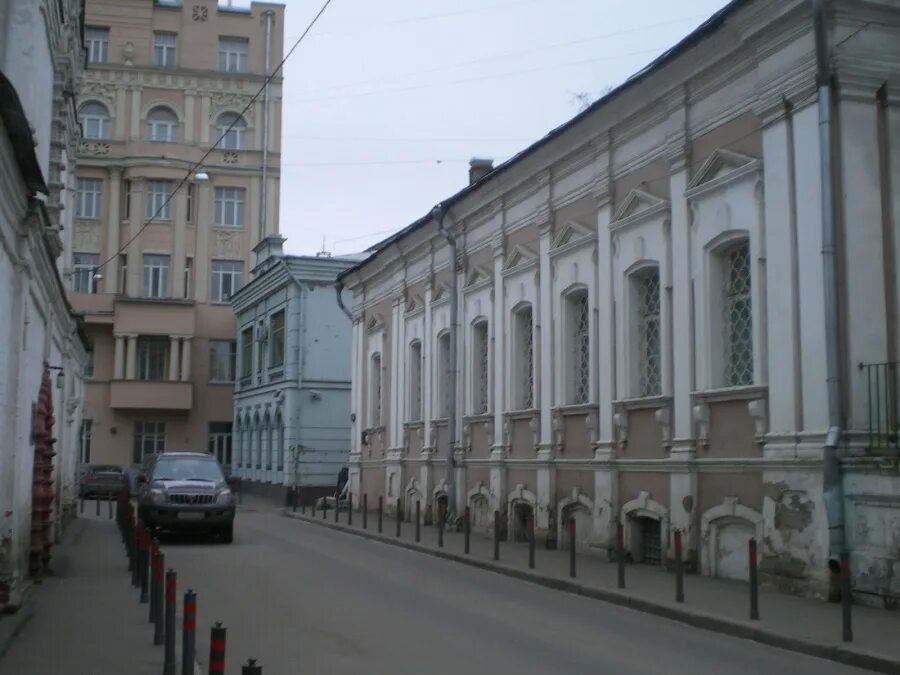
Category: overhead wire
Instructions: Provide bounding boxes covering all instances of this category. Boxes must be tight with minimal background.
[92,0,335,274]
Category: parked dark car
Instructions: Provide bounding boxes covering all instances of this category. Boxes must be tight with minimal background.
[136,452,235,543]
[79,465,129,499]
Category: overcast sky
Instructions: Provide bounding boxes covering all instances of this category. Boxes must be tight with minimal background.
[272,0,731,256]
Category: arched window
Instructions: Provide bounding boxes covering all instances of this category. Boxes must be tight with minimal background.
[565,288,590,404]
[721,240,753,386]
[633,267,661,397]
[216,112,246,150]
[370,353,382,428]
[79,102,109,139]
[408,340,423,422]
[471,320,489,414]
[513,304,534,409]
[146,106,178,142]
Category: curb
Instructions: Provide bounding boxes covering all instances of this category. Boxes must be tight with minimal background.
[284,510,899,674]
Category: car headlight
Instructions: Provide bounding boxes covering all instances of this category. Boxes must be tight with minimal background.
[216,489,233,505]
[150,489,167,505]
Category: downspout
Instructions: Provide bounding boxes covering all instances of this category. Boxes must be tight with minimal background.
[812,0,845,575]
[334,280,352,321]
[259,10,274,244]
[433,203,459,521]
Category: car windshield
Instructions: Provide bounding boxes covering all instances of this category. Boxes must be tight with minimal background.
[152,458,223,482]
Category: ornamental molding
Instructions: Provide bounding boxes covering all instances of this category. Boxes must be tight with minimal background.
[79,81,116,106]
[77,141,111,156]
[73,221,101,251]
[211,229,241,258]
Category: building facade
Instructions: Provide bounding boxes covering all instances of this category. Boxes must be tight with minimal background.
[69,0,284,475]
[0,0,90,609]
[231,236,361,498]
[341,0,900,605]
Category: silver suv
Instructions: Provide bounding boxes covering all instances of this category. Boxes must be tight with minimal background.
[137,452,236,543]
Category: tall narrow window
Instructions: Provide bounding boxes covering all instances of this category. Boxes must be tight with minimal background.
[153,31,177,68]
[408,340,422,421]
[723,241,753,386]
[146,107,178,142]
[218,37,248,72]
[122,180,131,220]
[215,113,247,150]
[211,260,242,302]
[72,252,99,293]
[118,254,128,294]
[567,289,590,404]
[636,268,661,397]
[209,340,236,382]
[145,180,173,219]
[85,348,95,379]
[185,184,194,222]
[84,27,109,64]
[214,187,245,227]
[137,337,168,380]
[79,419,93,464]
[208,422,233,467]
[269,310,285,367]
[472,320,489,414]
[513,305,534,409]
[240,327,253,380]
[436,331,451,418]
[370,353,382,427]
[78,102,109,139]
[133,421,165,464]
[183,258,193,299]
[142,254,169,298]
[76,178,102,219]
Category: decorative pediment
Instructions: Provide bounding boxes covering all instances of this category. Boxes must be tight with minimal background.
[551,220,594,249]
[611,188,668,226]
[406,293,424,313]
[465,264,492,287]
[432,282,451,302]
[688,149,759,192]
[366,314,384,332]
[503,244,537,271]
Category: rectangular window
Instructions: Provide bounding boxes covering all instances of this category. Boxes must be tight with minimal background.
[636,269,661,397]
[567,289,590,404]
[269,310,285,368]
[85,348,95,379]
[133,421,165,464]
[472,321,489,414]
[145,180,173,220]
[183,258,193,299]
[142,254,169,298]
[214,187,245,228]
[514,306,534,409]
[208,422,233,467]
[118,254,127,294]
[72,252,99,293]
[209,339,236,382]
[724,241,753,387]
[218,37,249,73]
[76,178,102,219]
[79,419,92,464]
[85,27,109,64]
[240,327,253,380]
[137,337,168,381]
[211,260,242,303]
[121,180,131,220]
[408,341,422,421]
[153,31,177,68]
[185,184,194,223]
[370,353,382,427]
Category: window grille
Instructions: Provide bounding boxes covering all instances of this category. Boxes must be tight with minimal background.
[409,341,422,421]
[569,290,590,404]
[437,332,451,417]
[723,241,753,386]
[515,307,534,409]
[473,321,489,414]
[637,269,661,396]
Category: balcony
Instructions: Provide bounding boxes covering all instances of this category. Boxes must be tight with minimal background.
[110,380,193,410]
[860,362,899,451]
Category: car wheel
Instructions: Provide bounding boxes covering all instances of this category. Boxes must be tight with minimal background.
[219,523,234,544]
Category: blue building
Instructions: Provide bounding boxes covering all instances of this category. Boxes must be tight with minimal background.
[231,235,363,499]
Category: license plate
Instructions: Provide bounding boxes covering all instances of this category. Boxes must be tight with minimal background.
[178,512,205,520]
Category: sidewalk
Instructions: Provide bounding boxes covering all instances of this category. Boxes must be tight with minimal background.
[0,509,163,675]
[284,506,900,674]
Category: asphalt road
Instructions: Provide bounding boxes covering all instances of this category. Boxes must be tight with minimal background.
[162,500,869,675]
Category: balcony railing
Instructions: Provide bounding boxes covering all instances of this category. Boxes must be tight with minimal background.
[860,362,900,451]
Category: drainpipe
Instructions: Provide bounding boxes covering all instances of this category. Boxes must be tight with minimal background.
[334,280,352,321]
[259,10,274,243]
[812,0,845,577]
[433,203,459,521]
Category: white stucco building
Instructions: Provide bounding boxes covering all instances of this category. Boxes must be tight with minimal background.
[340,0,900,606]
[0,0,90,610]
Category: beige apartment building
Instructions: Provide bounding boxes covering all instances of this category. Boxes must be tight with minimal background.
[69,0,284,472]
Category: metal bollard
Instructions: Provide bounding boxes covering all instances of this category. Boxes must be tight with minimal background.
[362,494,368,530]
[139,530,150,603]
[291,487,297,513]
[182,590,196,675]
[334,493,339,523]
[395,498,402,538]
[616,523,626,589]
[132,526,141,588]
[437,505,444,548]
[163,569,177,675]
[377,496,383,534]
[493,510,500,561]
[528,515,535,569]
[321,498,326,520]
[107,494,113,519]
[208,623,226,675]
[150,541,160,623]
[674,529,684,603]
[841,552,853,642]
[415,501,421,543]
[749,538,759,620]
[242,659,262,675]
[569,518,576,578]
[464,506,471,555]
[153,551,165,645]
[348,493,353,527]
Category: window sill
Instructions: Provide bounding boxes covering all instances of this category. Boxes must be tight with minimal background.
[404,420,424,428]
[505,409,538,420]
[463,413,493,424]
[613,395,671,412]
[691,385,767,404]
[555,403,596,417]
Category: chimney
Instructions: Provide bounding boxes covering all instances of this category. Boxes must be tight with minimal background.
[468,157,494,186]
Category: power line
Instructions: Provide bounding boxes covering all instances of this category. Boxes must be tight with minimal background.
[93,0,335,274]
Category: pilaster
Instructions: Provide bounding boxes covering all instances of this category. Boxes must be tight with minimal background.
[105,167,122,294]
